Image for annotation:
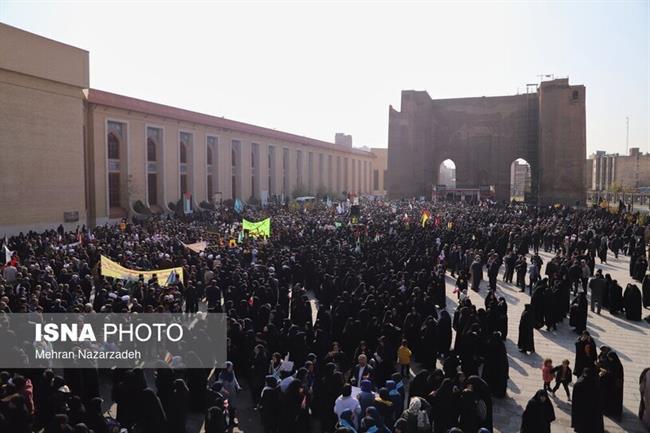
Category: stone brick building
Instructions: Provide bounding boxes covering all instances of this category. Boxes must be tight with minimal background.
[387,79,586,204]
[0,23,376,233]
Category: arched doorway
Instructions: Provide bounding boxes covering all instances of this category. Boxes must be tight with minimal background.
[510,158,532,202]
[438,159,456,188]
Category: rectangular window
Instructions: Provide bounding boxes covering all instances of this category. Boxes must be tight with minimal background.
[358,160,362,192]
[231,140,241,199]
[383,169,387,190]
[337,156,341,193]
[207,136,218,165]
[207,136,218,196]
[180,132,192,164]
[146,127,161,163]
[107,121,125,160]
[308,152,314,192]
[328,155,333,191]
[251,143,259,198]
[148,173,158,205]
[373,169,379,190]
[318,153,324,189]
[296,150,303,187]
[108,172,121,207]
[282,148,289,196]
[268,145,275,195]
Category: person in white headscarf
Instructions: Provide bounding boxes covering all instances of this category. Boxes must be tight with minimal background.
[398,396,431,433]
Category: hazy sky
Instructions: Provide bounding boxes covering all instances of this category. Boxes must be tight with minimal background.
[1,1,648,154]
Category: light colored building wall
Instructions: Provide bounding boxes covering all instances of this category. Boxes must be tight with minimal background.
[587,151,650,192]
[1,25,375,231]
[87,96,375,217]
[0,23,88,234]
[371,148,388,196]
[614,154,650,189]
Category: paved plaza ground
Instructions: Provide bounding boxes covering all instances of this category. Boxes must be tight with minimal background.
[173,251,650,433]
[454,250,650,433]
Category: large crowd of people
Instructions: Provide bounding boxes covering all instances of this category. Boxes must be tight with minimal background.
[1,198,650,433]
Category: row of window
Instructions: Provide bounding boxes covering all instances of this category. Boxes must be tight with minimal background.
[106,121,372,208]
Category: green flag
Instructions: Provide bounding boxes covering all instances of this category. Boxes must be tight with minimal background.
[242,218,271,238]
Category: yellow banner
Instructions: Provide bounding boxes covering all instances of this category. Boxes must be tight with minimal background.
[100,255,183,286]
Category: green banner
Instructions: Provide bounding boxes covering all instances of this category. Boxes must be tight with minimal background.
[242,218,271,238]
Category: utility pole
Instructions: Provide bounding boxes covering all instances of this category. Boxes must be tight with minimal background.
[626,117,629,155]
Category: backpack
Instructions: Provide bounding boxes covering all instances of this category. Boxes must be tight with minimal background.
[416,409,431,431]
[476,398,488,421]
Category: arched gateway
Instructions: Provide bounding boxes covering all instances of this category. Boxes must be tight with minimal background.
[387,79,586,205]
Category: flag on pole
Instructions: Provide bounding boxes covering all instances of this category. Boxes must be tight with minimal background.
[3,245,12,265]
[165,269,179,286]
[421,210,431,227]
[234,198,244,213]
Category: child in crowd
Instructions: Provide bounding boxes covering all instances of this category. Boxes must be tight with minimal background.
[542,358,554,392]
[397,339,412,378]
[551,359,573,400]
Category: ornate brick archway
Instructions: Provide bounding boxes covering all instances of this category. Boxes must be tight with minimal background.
[387,79,585,205]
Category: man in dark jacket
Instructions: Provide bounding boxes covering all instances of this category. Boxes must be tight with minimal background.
[589,270,606,314]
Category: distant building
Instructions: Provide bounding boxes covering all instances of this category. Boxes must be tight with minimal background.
[510,160,532,200]
[335,133,353,147]
[438,164,456,188]
[588,148,650,191]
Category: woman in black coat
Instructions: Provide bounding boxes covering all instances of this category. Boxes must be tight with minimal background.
[418,316,438,369]
[430,378,457,433]
[458,386,481,433]
[607,277,624,314]
[530,285,545,329]
[570,291,588,334]
[642,273,650,308]
[466,375,493,432]
[84,398,109,433]
[496,297,509,340]
[204,406,226,433]
[518,304,535,353]
[520,389,556,433]
[409,369,431,400]
[167,379,189,433]
[574,331,597,378]
[601,351,624,418]
[482,332,509,398]
[571,368,605,433]
[436,310,452,356]
[624,283,643,321]
[133,388,168,433]
[470,258,483,291]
